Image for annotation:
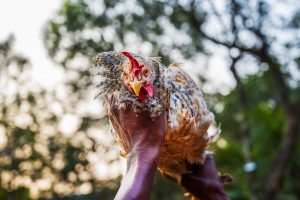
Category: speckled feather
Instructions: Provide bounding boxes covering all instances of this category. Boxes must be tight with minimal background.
[90,51,219,179]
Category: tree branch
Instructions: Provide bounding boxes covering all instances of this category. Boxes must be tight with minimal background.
[229,55,258,200]
[265,117,299,199]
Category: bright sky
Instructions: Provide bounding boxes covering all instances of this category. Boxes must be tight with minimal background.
[0,0,64,88]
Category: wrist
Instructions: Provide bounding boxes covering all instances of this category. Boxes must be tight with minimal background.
[115,146,160,200]
[128,134,163,163]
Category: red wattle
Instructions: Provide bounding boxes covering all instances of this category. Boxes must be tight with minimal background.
[144,84,154,98]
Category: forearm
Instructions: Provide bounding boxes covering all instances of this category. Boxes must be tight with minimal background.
[109,104,166,200]
[114,146,161,200]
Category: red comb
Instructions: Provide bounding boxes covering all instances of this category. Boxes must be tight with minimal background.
[121,52,144,76]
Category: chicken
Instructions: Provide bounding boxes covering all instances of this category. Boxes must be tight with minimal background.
[90,51,219,180]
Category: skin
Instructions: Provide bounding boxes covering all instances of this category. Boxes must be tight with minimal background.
[108,97,229,200]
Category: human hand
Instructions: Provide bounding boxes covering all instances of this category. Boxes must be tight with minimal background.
[108,98,166,200]
[180,154,230,200]
[109,98,166,160]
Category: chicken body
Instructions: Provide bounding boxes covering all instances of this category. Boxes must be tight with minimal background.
[90,52,218,179]
[158,65,216,178]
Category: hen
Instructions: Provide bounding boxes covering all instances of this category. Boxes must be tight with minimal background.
[90,51,219,180]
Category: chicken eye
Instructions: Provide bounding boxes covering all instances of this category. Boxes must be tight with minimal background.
[142,68,149,77]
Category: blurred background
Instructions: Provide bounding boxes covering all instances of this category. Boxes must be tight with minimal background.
[1,0,300,199]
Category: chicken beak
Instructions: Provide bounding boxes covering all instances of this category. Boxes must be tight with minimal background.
[130,79,142,96]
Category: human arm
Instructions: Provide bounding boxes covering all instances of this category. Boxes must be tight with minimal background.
[109,101,166,200]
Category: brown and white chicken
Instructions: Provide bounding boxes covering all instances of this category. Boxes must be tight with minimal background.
[90,51,219,180]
